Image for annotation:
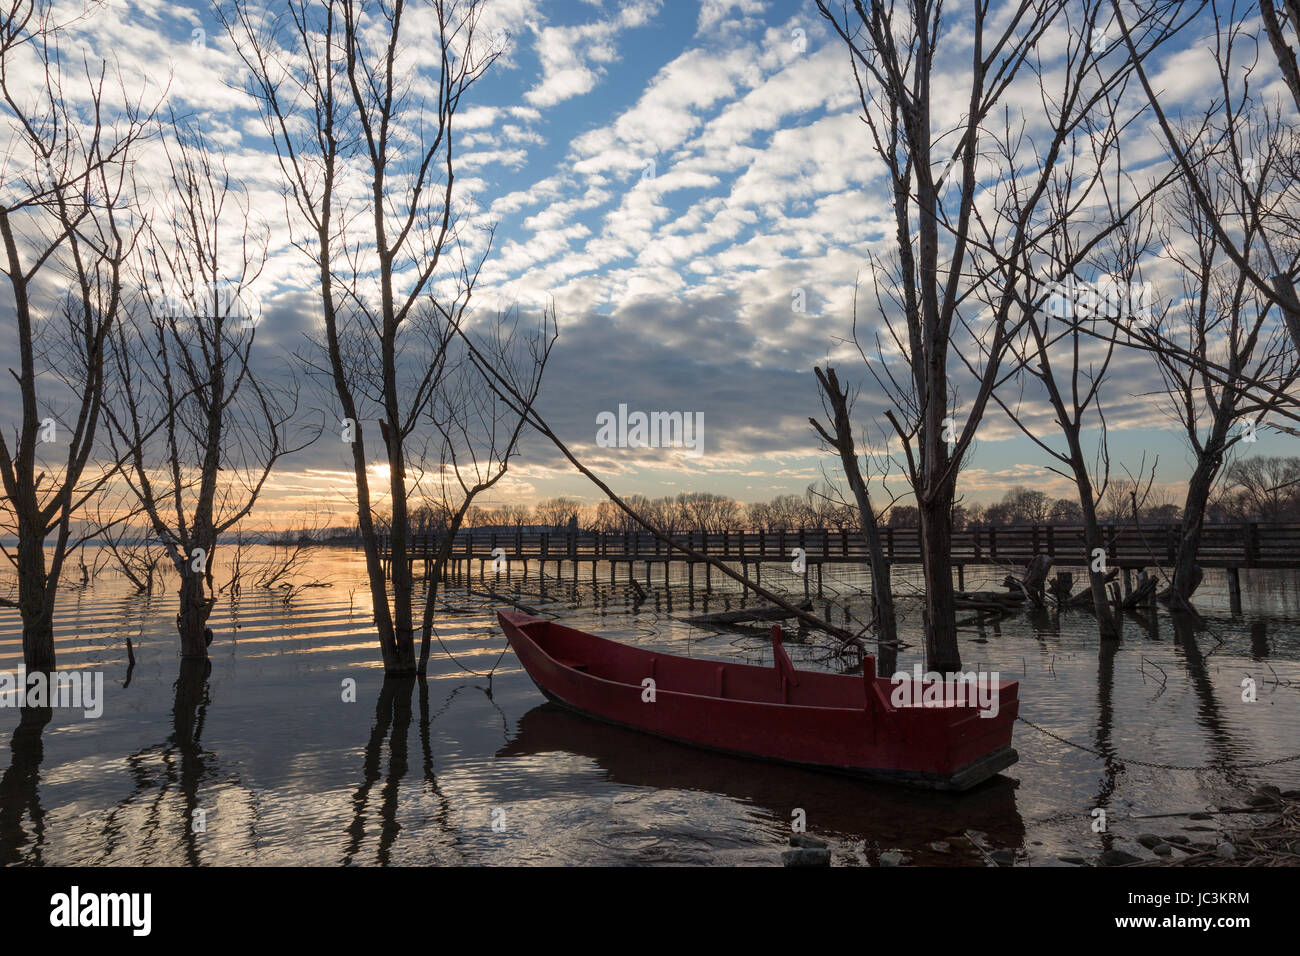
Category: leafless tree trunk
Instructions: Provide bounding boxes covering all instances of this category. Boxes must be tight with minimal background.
[995,191,1166,642]
[224,0,518,675]
[105,119,311,659]
[1260,1,1300,114]
[413,306,552,673]
[0,1,154,673]
[815,0,1197,668]
[1153,110,1300,604]
[810,366,898,672]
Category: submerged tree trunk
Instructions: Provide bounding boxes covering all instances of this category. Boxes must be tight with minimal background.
[919,480,961,672]
[16,535,55,674]
[1077,480,1120,642]
[811,367,898,674]
[1173,421,1230,606]
[176,568,214,660]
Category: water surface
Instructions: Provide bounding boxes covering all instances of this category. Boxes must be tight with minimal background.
[2,547,1297,865]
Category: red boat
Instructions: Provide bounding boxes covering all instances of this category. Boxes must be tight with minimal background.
[497,611,1019,791]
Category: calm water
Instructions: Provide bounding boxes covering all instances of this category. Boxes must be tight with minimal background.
[2,546,1298,866]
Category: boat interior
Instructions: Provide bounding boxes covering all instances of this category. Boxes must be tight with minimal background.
[514,615,882,709]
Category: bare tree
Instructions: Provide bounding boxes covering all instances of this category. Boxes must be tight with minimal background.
[412,309,550,672]
[810,366,898,670]
[105,120,312,659]
[224,0,542,675]
[95,516,166,593]
[534,496,584,529]
[1153,118,1300,604]
[674,492,740,533]
[0,1,154,672]
[1119,0,1300,354]
[815,0,1197,668]
[994,193,1163,640]
[1219,455,1300,518]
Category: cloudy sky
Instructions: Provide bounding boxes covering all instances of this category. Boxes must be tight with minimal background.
[5,0,1299,527]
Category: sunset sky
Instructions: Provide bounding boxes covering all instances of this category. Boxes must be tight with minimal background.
[4,0,1298,528]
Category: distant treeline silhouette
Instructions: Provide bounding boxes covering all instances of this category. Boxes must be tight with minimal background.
[326,461,1300,542]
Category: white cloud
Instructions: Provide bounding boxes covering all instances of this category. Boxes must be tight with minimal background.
[525,0,662,107]
[697,0,766,34]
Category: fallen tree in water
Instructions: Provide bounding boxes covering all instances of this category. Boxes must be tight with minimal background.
[684,601,814,626]
[458,334,868,649]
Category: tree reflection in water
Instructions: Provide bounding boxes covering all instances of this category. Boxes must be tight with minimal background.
[0,705,52,865]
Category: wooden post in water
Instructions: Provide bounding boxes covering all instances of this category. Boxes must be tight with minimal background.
[1228,566,1243,614]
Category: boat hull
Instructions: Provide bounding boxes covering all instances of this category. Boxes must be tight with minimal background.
[498,611,1019,792]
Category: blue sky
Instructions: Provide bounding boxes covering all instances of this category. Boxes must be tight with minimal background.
[5,0,1299,525]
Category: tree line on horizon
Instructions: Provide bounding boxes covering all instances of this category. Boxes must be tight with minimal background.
[340,459,1300,540]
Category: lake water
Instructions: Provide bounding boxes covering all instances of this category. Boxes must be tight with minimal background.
[2,545,1297,866]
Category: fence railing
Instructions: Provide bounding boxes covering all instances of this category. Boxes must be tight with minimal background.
[375,521,1300,569]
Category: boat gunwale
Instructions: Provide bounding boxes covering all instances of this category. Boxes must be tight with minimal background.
[499,611,1017,720]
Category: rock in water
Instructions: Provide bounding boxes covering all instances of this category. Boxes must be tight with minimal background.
[878,850,906,867]
[783,847,831,867]
[1099,849,1142,866]
[789,834,828,849]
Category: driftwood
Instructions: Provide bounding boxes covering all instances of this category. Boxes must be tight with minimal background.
[1122,571,1159,611]
[1048,571,1073,604]
[1066,568,1118,607]
[955,590,1026,607]
[1000,554,1053,608]
[954,556,1054,615]
[477,589,542,616]
[685,601,813,626]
